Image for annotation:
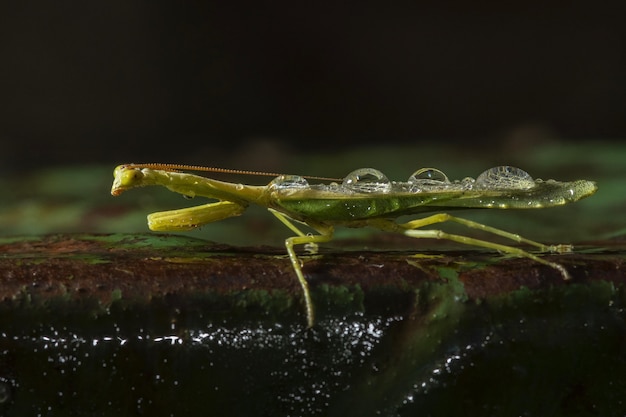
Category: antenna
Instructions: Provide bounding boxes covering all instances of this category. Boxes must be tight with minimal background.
[126,163,342,182]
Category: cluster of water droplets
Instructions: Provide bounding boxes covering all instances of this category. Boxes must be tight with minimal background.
[269,166,538,194]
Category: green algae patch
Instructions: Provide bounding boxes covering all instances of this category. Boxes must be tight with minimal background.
[314,283,365,315]
[485,279,619,318]
[232,289,294,317]
[110,288,123,303]
[81,233,212,251]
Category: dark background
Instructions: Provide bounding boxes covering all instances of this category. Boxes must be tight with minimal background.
[1,1,624,171]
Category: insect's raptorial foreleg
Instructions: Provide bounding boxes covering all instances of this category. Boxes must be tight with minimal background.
[147,201,246,231]
[401,213,572,253]
[395,214,571,280]
[269,209,334,328]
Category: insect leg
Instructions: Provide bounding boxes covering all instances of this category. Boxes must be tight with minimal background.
[401,213,571,253]
[268,209,334,327]
[396,214,570,279]
[147,201,247,231]
[268,208,322,253]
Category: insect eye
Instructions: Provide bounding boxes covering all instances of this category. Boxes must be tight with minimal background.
[115,167,145,186]
[475,166,535,189]
[408,168,450,183]
[342,168,391,193]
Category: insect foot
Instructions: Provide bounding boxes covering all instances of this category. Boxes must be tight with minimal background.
[547,244,574,253]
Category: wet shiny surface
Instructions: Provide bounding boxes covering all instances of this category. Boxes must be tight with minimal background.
[0,314,403,416]
[1,280,625,416]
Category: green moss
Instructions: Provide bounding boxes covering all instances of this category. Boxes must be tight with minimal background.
[233,289,293,315]
[110,288,122,302]
[315,283,365,315]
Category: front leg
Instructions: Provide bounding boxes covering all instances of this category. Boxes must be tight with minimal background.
[147,201,247,231]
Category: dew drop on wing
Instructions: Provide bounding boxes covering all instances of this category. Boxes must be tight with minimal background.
[269,175,310,190]
[474,166,536,190]
[342,168,391,193]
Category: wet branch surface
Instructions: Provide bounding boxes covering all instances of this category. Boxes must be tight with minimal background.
[0,233,624,309]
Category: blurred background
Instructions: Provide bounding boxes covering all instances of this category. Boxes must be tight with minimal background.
[1,1,625,171]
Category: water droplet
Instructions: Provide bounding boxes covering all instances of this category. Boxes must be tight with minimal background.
[408,168,450,183]
[342,168,391,193]
[475,166,535,189]
[269,175,310,190]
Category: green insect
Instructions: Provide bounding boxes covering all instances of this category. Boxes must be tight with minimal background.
[111,163,597,327]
